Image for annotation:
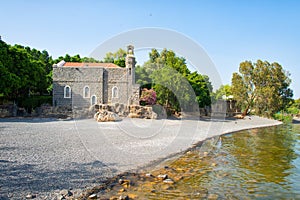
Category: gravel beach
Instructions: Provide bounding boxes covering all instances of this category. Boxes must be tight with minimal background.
[0,116,282,199]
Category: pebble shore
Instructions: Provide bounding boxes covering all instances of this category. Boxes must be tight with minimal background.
[0,116,282,199]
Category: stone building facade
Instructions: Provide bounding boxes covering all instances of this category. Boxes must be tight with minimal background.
[52,45,140,109]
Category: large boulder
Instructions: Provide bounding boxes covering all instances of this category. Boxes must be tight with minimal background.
[95,111,121,122]
[128,105,157,119]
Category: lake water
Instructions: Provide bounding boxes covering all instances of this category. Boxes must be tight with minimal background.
[91,123,300,199]
[143,123,300,199]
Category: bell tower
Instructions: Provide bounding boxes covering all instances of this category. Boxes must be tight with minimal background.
[125,45,136,84]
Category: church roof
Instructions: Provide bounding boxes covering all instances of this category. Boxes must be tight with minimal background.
[63,62,121,68]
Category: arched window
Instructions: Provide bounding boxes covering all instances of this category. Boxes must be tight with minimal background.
[112,86,118,98]
[64,85,71,98]
[83,86,90,98]
[91,95,97,105]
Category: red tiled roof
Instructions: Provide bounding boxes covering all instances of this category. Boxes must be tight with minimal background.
[63,62,120,68]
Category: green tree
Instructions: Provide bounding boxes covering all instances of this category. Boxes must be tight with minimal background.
[231,60,293,117]
[103,48,126,67]
[212,84,233,101]
[136,48,212,113]
[187,72,212,107]
[135,65,152,88]
[292,98,300,109]
[0,40,52,103]
[151,67,195,111]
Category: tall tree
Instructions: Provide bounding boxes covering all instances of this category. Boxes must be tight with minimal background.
[0,40,52,101]
[136,48,212,112]
[231,60,293,117]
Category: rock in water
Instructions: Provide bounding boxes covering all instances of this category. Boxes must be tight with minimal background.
[145,173,153,177]
[119,195,129,200]
[163,178,175,184]
[25,194,36,199]
[208,194,219,200]
[88,193,97,199]
[157,174,168,180]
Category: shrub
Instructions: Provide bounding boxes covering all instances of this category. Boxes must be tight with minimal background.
[18,96,52,110]
[273,112,293,123]
[287,107,299,115]
[140,88,156,106]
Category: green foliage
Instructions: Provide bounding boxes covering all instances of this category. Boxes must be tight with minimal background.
[187,72,212,107]
[103,48,126,67]
[284,98,300,115]
[0,40,52,102]
[231,60,293,117]
[211,84,233,102]
[136,48,212,113]
[287,107,299,115]
[135,65,152,88]
[53,54,102,64]
[273,112,293,123]
[289,98,300,110]
[18,95,52,110]
[152,67,193,111]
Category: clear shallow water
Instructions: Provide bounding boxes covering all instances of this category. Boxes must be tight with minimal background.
[186,124,299,199]
[144,124,300,199]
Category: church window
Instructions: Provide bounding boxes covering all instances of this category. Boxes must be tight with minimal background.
[83,86,90,98]
[91,95,97,105]
[112,86,118,98]
[64,85,71,98]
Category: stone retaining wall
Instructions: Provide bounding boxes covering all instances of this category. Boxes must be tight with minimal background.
[0,104,16,117]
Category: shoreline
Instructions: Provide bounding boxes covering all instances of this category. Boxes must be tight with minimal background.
[143,118,283,172]
[76,116,283,199]
[0,116,282,199]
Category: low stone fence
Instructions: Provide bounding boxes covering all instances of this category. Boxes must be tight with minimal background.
[0,104,74,119]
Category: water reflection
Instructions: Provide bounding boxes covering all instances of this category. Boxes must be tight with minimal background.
[173,124,300,199]
[223,126,298,184]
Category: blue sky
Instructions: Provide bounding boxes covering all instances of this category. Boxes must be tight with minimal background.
[1,0,299,98]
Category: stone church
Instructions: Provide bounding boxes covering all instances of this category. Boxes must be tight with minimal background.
[52,45,140,109]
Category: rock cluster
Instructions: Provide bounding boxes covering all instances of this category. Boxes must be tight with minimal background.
[94,110,122,122]
[94,103,158,122]
[127,105,157,119]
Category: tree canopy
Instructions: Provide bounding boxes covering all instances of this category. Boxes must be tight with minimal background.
[103,48,126,67]
[231,60,293,117]
[53,54,102,64]
[211,84,233,102]
[135,48,212,112]
[0,40,51,100]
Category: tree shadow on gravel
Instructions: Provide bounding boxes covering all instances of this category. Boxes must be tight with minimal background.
[0,118,74,124]
[0,160,118,199]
